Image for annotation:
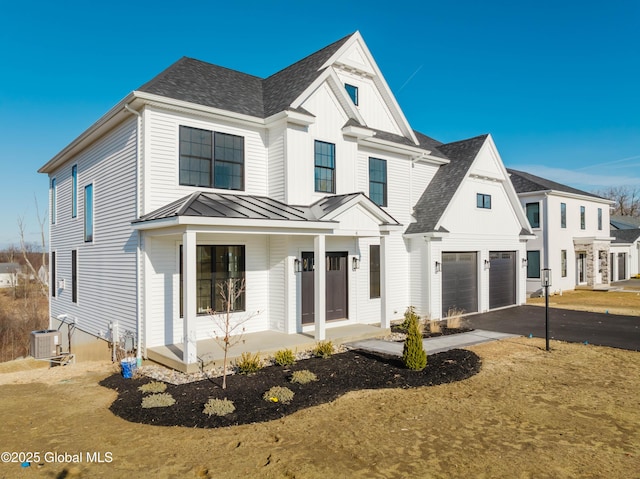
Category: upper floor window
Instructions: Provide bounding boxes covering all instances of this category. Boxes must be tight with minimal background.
[369,158,387,207]
[314,140,335,193]
[345,84,358,105]
[560,202,566,228]
[84,184,93,243]
[477,193,491,209]
[179,126,244,190]
[598,207,603,230]
[72,165,78,218]
[526,202,540,228]
[580,206,586,229]
[51,178,56,225]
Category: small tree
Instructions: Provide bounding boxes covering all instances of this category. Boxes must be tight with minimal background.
[402,306,427,371]
[209,278,253,389]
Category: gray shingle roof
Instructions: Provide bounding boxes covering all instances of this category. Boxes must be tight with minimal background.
[405,135,488,235]
[611,228,640,244]
[0,263,20,274]
[135,191,400,226]
[137,34,353,119]
[507,169,604,199]
[611,215,640,229]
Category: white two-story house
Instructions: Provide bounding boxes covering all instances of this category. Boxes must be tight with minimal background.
[39,32,532,370]
[508,169,615,294]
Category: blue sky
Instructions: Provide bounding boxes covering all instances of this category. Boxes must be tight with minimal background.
[1,0,638,248]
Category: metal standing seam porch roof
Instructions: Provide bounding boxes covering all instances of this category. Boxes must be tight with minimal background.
[133,191,401,228]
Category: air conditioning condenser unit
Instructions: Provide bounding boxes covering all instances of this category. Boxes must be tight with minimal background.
[30,330,60,359]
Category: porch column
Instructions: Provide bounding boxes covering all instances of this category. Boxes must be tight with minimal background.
[314,234,326,341]
[182,230,197,365]
[380,234,390,329]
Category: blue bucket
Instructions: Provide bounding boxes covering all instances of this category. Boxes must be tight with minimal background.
[121,358,137,379]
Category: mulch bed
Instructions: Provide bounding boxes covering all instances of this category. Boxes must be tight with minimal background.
[99,349,481,428]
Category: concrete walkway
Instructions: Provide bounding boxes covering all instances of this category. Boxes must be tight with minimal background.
[348,329,520,357]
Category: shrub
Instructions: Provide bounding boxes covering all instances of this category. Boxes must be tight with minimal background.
[402,308,427,371]
[428,318,442,334]
[398,306,419,331]
[263,386,295,404]
[290,369,318,384]
[203,398,236,417]
[141,393,176,408]
[445,308,465,329]
[236,352,262,374]
[313,340,334,359]
[273,348,296,367]
[138,381,167,394]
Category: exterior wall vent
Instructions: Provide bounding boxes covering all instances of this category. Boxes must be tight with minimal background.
[30,330,60,359]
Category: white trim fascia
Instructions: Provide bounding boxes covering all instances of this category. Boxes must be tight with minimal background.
[39,93,137,173]
[342,124,375,139]
[402,231,449,240]
[572,235,616,243]
[132,216,336,232]
[264,109,316,127]
[320,31,418,145]
[317,195,399,226]
[515,189,615,206]
[360,137,448,164]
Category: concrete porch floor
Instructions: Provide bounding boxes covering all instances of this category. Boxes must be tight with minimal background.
[146,323,389,373]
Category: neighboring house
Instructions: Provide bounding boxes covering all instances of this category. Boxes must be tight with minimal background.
[508,169,614,294]
[39,32,532,369]
[0,263,20,288]
[610,229,640,280]
[611,215,640,230]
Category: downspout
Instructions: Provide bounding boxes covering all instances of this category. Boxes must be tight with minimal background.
[124,103,143,364]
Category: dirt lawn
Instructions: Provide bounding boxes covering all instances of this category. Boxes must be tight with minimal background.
[528,289,640,316]
[1,338,639,479]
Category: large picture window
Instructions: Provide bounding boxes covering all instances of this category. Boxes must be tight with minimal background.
[526,202,540,228]
[527,250,540,278]
[369,244,380,299]
[314,140,335,193]
[181,245,246,315]
[179,126,244,190]
[369,158,387,207]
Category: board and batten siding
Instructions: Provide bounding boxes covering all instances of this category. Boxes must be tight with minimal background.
[143,106,268,214]
[49,118,139,338]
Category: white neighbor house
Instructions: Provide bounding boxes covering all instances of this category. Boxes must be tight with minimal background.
[508,169,615,294]
[0,263,20,288]
[39,32,533,370]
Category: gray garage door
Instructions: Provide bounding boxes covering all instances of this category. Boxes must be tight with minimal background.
[442,252,478,317]
[489,251,516,309]
[618,253,626,280]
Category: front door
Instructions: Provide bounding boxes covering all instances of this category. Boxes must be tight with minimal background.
[576,252,587,284]
[301,251,348,324]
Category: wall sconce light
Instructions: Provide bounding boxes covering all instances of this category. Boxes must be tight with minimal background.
[522,258,528,267]
[352,256,360,271]
[435,261,441,273]
[294,258,302,273]
[484,259,491,270]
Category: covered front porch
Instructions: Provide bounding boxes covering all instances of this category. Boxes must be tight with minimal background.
[147,323,388,373]
[133,191,402,371]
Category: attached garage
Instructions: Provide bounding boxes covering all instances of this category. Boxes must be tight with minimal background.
[618,253,627,280]
[442,252,478,317]
[489,251,517,309]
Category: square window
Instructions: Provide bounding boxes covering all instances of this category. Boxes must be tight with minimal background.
[477,193,491,209]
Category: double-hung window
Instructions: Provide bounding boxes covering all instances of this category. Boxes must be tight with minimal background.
[314,140,335,193]
[526,202,540,228]
[179,126,244,190]
[369,158,387,207]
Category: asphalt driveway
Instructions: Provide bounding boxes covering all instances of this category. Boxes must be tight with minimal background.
[467,305,640,351]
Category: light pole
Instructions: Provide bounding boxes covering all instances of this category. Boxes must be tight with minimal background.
[541,268,552,351]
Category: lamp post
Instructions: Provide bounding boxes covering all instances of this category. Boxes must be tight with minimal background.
[541,268,551,351]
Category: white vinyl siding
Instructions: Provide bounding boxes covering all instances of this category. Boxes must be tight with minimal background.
[49,118,139,338]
